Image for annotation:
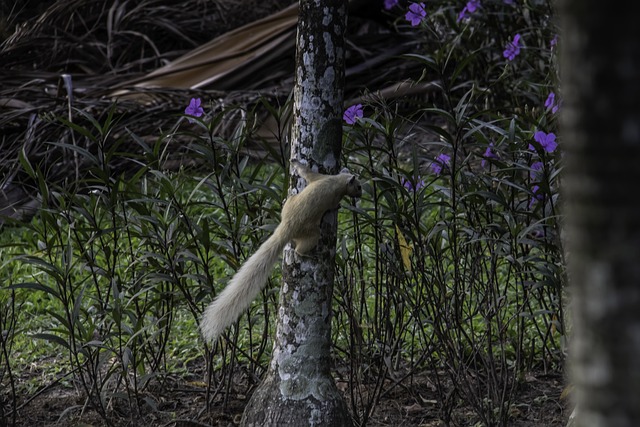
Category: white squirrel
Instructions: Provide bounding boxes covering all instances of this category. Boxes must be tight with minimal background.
[200,161,362,343]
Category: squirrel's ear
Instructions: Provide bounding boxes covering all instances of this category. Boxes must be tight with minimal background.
[340,167,350,174]
[348,175,356,184]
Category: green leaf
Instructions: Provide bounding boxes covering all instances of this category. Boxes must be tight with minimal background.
[32,333,71,350]
[6,282,61,299]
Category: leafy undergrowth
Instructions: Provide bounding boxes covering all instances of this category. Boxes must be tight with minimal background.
[1,1,567,426]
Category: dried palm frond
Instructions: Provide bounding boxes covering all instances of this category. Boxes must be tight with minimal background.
[109,1,424,98]
[0,0,432,225]
[1,0,294,74]
[112,3,298,97]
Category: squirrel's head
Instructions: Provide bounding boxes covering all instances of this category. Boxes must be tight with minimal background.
[345,175,362,198]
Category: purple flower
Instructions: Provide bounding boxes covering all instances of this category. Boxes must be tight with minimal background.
[503,34,521,61]
[430,153,451,175]
[406,2,427,26]
[457,0,480,22]
[544,92,555,109]
[544,92,559,114]
[457,1,480,22]
[550,34,558,49]
[343,104,364,124]
[403,176,426,192]
[532,185,542,198]
[530,161,543,180]
[457,8,467,22]
[529,131,558,153]
[529,185,544,208]
[466,0,480,12]
[185,98,204,122]
[457,7,465,22]
[481,143,499,168]
[384,0,399,10]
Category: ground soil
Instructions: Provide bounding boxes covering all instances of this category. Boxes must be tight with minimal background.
[4,358,569,427]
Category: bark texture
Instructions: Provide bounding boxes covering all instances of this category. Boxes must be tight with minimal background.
[241,0,352,425]
[560,2,640,426]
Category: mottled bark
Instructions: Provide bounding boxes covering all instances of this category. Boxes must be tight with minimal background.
[560,2,640,426]
[240,0,352,426]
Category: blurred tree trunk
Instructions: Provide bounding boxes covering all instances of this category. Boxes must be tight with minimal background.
[240,0,352,426]
[560,2,640,426]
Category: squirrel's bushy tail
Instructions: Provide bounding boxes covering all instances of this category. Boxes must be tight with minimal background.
[200,226,288,342]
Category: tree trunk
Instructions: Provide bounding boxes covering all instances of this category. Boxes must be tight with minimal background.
[240,0,352,426]
[560,2,640,426]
